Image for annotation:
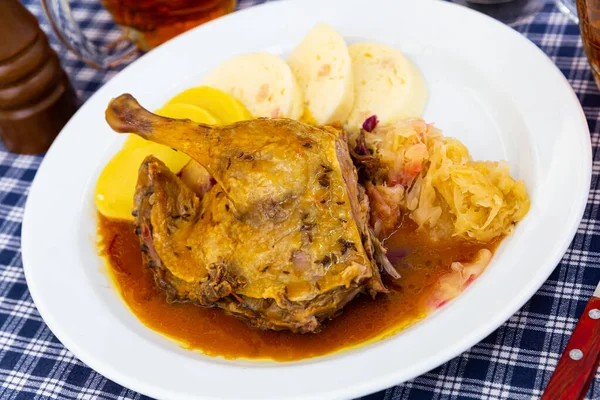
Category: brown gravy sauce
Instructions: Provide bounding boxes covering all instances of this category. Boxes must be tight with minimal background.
[98,213,497,361]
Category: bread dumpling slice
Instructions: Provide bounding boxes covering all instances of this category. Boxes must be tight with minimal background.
[202,53,303,119]
[287,23,354,125]
[345,42,428,132]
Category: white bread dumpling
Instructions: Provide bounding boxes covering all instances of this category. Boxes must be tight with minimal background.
[202,53,303,119]
[346,43,428,132]
[287,23,354,125]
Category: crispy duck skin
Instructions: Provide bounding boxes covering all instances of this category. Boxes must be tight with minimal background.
[106,94,394,332]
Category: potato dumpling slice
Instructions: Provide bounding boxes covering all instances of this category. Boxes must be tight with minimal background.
[202,53,303,119]
[288,23,354,125]
[345,43,428,133]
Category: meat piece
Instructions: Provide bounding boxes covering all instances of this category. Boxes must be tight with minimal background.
[106,94,392,333]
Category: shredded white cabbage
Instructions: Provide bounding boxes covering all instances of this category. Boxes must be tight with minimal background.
[410,136,530,242]
[362,119,530,242]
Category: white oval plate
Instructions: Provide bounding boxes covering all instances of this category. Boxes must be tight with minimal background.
[22,0,591,399]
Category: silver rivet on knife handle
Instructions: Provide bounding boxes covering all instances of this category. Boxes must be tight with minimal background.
[589,309,600,319]
[569,349,584,360]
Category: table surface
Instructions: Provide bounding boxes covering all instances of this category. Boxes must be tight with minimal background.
[2,0,600,399]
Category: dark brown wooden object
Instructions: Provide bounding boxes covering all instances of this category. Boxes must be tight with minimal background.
[0,0,78,154]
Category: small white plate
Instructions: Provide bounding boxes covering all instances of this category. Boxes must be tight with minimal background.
[22,0,591,399]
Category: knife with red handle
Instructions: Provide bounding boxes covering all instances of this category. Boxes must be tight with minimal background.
[541,282,600,400]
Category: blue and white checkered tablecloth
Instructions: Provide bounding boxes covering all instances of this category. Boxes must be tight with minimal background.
[2,0,599,399]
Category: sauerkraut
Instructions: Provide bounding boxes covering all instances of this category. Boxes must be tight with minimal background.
[354,118,530,242]
[426,249,493,310]
[410,136,530,241]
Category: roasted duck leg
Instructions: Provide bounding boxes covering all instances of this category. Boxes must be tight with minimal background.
[106,94,395,332]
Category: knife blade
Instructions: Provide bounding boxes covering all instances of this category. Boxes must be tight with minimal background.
[541,279,600,399]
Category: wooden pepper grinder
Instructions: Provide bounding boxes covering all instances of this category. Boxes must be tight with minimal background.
[0,0,78,154]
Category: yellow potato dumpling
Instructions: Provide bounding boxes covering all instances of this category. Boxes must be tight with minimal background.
[156,103,221,125]
[95,146,163,221]
[167,86,251,124]
[120,135,191,172]
[95,97,243,221]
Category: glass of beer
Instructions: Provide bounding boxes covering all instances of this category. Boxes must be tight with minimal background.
[577,1,600,88]
[41,0,236,69]
[556,0,600,88]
